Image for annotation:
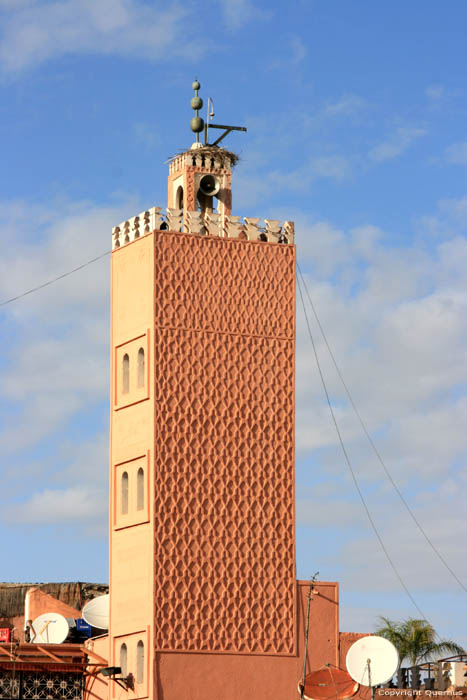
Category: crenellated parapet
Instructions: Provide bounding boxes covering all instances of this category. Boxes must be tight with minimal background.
[112,207,295,250]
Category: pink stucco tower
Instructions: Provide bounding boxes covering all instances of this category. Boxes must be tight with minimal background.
[108,84,341,700]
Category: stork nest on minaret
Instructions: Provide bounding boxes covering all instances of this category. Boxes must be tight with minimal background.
[169,144,240,168]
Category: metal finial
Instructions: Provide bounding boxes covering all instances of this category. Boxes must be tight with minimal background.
[190,79,204,143]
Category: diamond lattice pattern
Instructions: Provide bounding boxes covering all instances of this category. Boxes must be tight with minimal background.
[154,233,296,654]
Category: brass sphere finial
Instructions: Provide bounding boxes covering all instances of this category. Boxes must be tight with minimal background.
[190,78,204,141]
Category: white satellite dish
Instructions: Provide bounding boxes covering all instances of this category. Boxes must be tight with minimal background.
[82,593,110,630]
[346,635,399,687]
[31,612,70,644]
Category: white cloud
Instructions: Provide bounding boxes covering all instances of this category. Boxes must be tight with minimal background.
[311,155,351,181]
[218,0,265,30]
[0,195,136,456]
[340,604,397,636]
[5,486,106,525]
[236,153,352,205]
[293,197,467,628]
[290,36,307,65]
[294,197,467,492]
[132,122,161,150]
[324,94,367,117]
[444,142,467,166]
[0,0,201,75]
[269,35,307,68]
[299,472,467,644]
[296,493,366,529]
[416,197,467,240]
[425,84,463,111]
[369,126,428,163]
[57,433,109,489]
[0,0,33,6]
[437,195,467,225]
[339,480,467,597]
[296,471,467,634]
[425,85,445,102]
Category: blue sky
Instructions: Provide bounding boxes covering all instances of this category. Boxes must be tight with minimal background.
[0,0,466,649]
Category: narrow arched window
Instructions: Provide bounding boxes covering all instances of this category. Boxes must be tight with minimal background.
[176,185,184,210]
[137,348,145,388]
[120,643,127,677]
[136,641,144,684]
[122,354,130,394]
[137,467,144,511]
[121,472,128,514]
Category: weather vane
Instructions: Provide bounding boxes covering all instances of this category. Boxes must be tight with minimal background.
[190,79,246,147]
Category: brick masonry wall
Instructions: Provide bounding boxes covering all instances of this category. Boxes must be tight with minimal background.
[153,231,296,655]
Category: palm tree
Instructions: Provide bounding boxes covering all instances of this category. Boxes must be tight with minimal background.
[375,617,464,667]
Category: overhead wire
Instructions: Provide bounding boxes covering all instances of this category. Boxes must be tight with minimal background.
[296,272,430,622]
[0,251,111,307]
[297,260,466,595]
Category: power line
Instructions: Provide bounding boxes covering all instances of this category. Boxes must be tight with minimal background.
[296,272,430,622]
[297,261,467,595]
[0,251,111,308]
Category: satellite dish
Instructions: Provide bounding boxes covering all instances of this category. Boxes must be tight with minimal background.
[346,636,399,687]
[298,667,359,700]
[31,612,70,644]
[82,593,109,630]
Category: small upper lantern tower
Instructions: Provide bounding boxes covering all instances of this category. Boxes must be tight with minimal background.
[167,79,246,222]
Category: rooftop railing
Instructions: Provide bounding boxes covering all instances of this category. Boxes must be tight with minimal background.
[382,655,467,691]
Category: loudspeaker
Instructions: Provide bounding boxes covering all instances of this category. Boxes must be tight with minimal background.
[198,174,221,197]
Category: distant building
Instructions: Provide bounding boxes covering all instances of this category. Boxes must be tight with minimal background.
[0,582,108,700]
[0,582,108,633]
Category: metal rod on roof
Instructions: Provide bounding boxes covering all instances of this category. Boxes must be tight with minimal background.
[300,572,319,700]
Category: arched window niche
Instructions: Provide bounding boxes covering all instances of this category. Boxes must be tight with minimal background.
[121,472,129,515]
[122,353,130,394]
[120,643,127,677]
[137,467,144,511]
[136,641,144,684]
[137,348,145,388]
[176,185,184,210]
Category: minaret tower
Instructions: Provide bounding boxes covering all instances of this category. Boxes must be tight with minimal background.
[109,82,301,700]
